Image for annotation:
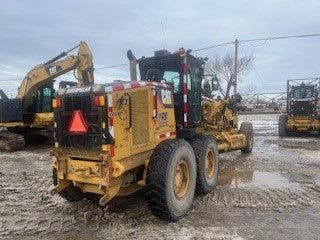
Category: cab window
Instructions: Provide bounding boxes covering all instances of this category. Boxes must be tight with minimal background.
[163,71,180,93]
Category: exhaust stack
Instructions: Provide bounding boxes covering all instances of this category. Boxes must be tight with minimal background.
[127,50,138,81]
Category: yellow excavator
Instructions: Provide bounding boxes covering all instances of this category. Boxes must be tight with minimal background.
[0,41,94,151]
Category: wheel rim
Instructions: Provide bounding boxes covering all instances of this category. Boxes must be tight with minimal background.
[205,149,215,178]
[174,159,190,199]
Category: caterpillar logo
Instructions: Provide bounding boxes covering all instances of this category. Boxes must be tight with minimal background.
[161,89,172,105]
[48,66,57,74]
[46,65,63,75]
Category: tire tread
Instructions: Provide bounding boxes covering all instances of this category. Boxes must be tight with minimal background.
[146,139,191,221]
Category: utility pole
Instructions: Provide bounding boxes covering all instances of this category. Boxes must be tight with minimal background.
[233,39,238,95]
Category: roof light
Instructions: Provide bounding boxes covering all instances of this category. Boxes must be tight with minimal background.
[68,110,88,134]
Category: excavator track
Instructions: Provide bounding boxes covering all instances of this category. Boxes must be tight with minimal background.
[0,131,25,152]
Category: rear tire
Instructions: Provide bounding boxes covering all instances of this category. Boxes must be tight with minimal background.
[59,186,87,202]
[189,135,219,194]
[240,122,254,153]
[279,114,287,137]
[146,139,196,222]
[52,168,86,202]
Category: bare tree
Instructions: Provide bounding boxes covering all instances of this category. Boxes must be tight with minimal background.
[205,52,255,84]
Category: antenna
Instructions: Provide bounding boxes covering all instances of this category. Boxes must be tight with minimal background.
[161,21,168,50]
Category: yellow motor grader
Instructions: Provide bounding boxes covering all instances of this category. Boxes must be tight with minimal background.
[51,48,253,221]
[0,41,94,151]
[279,78,320,136]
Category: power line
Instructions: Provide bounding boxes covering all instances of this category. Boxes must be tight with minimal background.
[0,63,130,81]
[95,63,129,70]
[240,33,320,44]
[193,41,234,52]
[194,33,320,53]
[0,78,21,82]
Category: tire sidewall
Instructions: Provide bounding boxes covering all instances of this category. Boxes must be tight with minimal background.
[166,142,196,219]
[241,122,254,153]
[278,115,287,136]
[202,140,219,188]
[247,124,253,151]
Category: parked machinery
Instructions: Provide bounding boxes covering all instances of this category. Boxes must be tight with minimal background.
[51,48,253,221]
[279,78,320,136]
[0,41,94,151]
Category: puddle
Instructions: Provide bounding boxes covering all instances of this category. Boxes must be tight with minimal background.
[218,169,300,190]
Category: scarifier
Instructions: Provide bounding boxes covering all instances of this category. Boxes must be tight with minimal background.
[51,48,254,221]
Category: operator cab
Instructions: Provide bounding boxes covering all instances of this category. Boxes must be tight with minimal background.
[138,49,204,138]
[291,84,316,100]
[288,81,319,118]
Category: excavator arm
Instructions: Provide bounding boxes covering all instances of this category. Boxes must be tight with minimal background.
[17,41,94,112]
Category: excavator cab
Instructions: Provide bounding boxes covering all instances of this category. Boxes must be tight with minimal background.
[33,83,55,114]
[139,49,203,138]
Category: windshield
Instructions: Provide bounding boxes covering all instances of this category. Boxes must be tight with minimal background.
[292,86,314,99]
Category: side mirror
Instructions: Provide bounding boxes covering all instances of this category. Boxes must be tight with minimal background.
[211,76,219,91]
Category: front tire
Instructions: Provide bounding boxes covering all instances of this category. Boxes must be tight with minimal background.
[240,122,254,153]
[190,135,219,194]
[146,139,196,222]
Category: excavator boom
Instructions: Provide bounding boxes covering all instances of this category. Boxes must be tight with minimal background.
[17,41,94,111]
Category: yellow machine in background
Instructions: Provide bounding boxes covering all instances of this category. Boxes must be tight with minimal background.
[51,48,253,221]
[0,41,94,151]
[279,78,320,136]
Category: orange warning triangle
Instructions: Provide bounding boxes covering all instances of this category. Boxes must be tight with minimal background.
[68,110,88,134]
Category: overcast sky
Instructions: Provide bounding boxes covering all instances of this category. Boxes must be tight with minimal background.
[0,0,319,96]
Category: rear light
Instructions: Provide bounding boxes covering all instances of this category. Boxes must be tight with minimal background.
[94,96,105,106]
[68,110,88,134]
[152,89,157,118]
[52,98,62,108]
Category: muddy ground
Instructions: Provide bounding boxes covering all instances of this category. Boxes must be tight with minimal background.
[0,114,319,240]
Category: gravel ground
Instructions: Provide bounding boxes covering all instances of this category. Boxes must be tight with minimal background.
[0,114,319,240]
